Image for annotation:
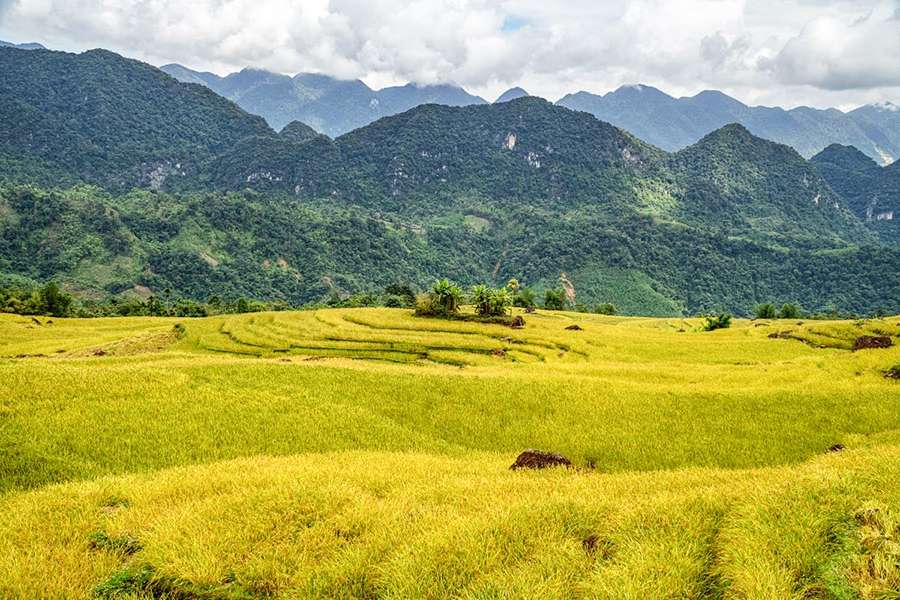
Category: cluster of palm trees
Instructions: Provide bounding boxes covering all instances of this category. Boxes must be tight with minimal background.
[416,279,518,317]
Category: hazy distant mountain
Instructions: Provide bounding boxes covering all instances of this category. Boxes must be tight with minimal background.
[558,85,900,165]
[494,87,529,103]
[161,64,486,135]
[0,40,45,50]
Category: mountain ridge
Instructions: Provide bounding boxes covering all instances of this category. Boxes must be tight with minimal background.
[558,86,900,165]
[1,47,898,314]
[162,63,486,135]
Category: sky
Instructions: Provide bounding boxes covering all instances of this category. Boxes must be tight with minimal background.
[1,0,899,110]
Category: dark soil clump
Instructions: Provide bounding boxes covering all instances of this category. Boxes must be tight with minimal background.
[565,324,583,331]
[510,449,572,470]
[827,444,845,453]
[852,336,893,351]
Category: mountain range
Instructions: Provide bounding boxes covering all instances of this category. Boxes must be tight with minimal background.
[558,85,900,165]
[1,46,898,314]
[161,63,487,135]
[163,62,899,165]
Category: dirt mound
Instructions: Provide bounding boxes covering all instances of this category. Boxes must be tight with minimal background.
[768,331,793,339]
[510,315,526,329]
[510,449,572,470]
[524,306,536,313]
[827,444,845,453]
[852,336,893,351]
[565,324,583,331]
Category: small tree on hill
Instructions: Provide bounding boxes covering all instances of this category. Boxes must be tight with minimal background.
[489,287,512,316]
[753,303,777,319]
[703,313,732,331]
[779,303,800,319]
[594,302,616,315]
[426,279,463,316]
[544,288,567,310]
[513,287,536,309]
[39,282,73,317]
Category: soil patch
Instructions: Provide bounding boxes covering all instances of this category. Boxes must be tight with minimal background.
[852,336,893,351]
[510,449,572,470]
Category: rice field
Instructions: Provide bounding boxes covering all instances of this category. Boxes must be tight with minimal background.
[1,308,898,598]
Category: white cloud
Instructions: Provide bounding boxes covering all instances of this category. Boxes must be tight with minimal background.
[763,1,900,90]
[0,0,897,108]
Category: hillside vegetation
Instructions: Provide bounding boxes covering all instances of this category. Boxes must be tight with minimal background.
[0,308,898,597]
[1,47,899,314]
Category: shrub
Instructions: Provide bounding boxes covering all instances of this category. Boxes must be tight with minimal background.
[431,279,463,315]
[471,285,512,317]
[414,280,463,317]
[489,287,512,316]
[594,303,616,315]
[513,287,536,308]
[383,295,405,308]
[470,284,493,317]
[544,288,567,311]
[753,303,777,319]
[703,313,732,331]
[779,303,800,319]
[383,284,415,307]
[414,293,436,316]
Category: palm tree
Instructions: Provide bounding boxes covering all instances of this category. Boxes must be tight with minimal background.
[471,284,493,316]
[431,279,462,315]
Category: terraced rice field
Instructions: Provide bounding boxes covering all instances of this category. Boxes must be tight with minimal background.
[1,308,898,598]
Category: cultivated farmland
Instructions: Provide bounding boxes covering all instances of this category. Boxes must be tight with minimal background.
[1,309,898,598]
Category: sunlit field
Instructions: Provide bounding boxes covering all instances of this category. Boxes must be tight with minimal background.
[1,308,898,598]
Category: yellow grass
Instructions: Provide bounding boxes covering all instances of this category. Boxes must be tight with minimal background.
[0,308,898,597]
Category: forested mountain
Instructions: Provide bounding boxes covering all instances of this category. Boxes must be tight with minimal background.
[161,63,486,134]
[161,60,900,166]
[0,47,273,190]
[1,47,899,315]
[812,144,899,242]
[558,85,900,165]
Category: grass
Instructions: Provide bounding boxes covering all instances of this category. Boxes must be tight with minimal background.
[0,308,898,597]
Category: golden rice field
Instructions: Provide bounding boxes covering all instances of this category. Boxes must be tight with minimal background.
[0,308,898,598]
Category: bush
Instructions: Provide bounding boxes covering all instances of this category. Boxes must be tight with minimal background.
[414,292,436,316]
[513,287,536,308]
[414,280,463,317]
[471,285,513,317]
[383,284,416,307]
[383,295,405,308]
[594,303,616,315]
[544,288,567,311]
[779,303,800,319]
[431,279,463,315]
[753,303,777,319]
[703,313,732,331]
